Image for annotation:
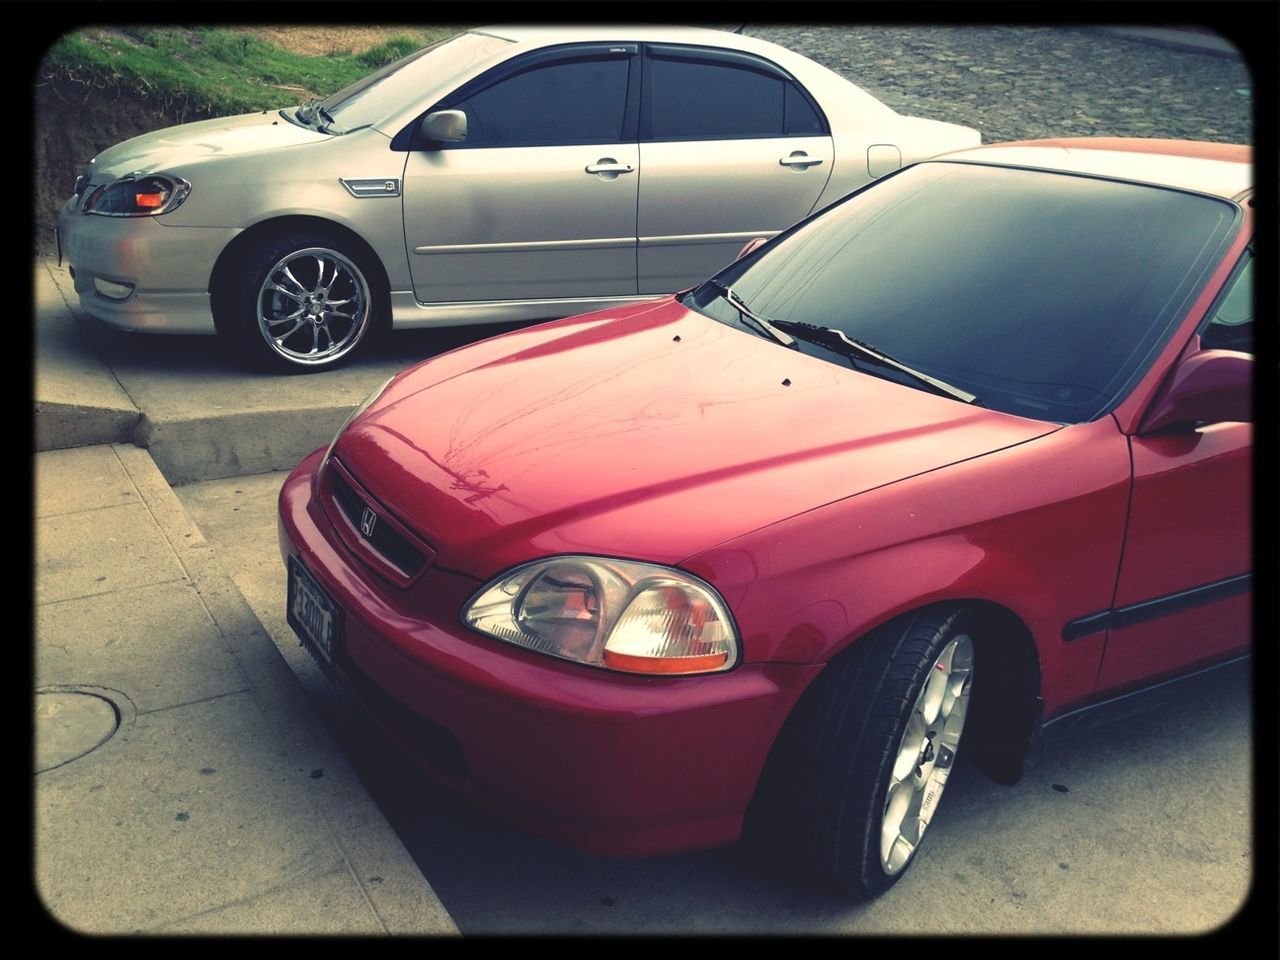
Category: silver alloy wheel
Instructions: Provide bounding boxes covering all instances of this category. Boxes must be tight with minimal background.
[879,633,974,875]
[256,247,372,366]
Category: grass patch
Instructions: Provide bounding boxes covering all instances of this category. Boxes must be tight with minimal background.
[359,35,432,69]
[40,26,461,117]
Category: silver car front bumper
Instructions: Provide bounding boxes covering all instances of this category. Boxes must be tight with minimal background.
[56,196,239,335]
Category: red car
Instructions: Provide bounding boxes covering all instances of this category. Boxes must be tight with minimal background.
[278,138,1253,898]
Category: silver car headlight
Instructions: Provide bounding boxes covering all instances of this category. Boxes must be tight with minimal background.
[83,173,191,217]
[464,556,740,676]
[321,376,395,471]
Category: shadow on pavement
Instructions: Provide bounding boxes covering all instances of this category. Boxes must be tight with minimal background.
[324,658,1251,935]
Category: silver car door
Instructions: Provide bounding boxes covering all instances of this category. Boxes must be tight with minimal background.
[403,46,639,303]
[637,45,833,295]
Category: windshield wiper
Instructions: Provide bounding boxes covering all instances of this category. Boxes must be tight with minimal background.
[295,98,343,133]
[706,280,795,347]
[773,320,983,406]
[297,98,320,125]
[314,103,343,134]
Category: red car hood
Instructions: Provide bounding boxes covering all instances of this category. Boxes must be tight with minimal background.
[334,299,1057,578]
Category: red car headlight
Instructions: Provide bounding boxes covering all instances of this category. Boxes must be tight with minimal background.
[463,556,739,675]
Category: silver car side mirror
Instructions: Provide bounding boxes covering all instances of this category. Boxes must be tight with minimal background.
[420,110,468,144]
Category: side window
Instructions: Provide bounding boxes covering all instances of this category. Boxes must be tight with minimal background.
[451,57,630,147]
[1201,252,1252,352]
[646,53,826,141]
[784,83,824,135]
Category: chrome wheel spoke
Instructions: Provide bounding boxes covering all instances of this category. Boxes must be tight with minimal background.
[265,305,306,327]
[279,265,312,296]
[879,631,974,876]
[315,254,336,293]
[271,317,307,342]
[265,281,304,302]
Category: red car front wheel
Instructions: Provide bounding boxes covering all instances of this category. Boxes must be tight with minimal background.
[747,606,976,898]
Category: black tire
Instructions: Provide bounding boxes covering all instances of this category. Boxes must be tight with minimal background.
[213,229,387,373]
[745,606,976,899]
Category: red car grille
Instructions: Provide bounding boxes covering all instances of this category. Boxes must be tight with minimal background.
[321,458,437,587]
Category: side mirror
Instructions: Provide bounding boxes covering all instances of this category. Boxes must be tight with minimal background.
[420,109,467,144]
[1139,349,1252,434]
[736,237,767,260]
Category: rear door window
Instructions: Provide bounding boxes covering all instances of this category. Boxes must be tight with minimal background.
[643,48,827,141]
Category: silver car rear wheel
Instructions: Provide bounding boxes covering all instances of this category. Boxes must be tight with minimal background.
[256,247,372,367]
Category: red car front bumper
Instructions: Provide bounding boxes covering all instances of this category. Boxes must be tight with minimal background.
[278,450,823,857]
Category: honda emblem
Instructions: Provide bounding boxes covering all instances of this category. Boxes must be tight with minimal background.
[360,507,377,538]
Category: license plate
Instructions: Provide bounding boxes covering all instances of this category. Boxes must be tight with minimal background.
[287,556,340,678]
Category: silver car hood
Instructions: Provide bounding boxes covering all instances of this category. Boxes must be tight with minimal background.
[88,110,328,180]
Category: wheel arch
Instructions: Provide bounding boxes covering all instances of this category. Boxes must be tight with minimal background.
[777,597,1043,788]
[952,598,1043,784]
[208,214,392,326]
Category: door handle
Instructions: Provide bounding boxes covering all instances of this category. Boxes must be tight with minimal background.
[585,162,635,175]
[779,153,824,168]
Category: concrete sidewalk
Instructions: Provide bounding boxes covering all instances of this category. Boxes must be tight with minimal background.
[35,443,457,935]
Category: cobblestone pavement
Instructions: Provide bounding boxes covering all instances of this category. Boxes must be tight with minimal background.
[745,26,1252,145]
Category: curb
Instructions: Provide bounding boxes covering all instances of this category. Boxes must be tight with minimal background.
[135,407,352,485]
[36,399,139,452]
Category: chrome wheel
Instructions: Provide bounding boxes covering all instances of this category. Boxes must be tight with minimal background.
[256,247,371,366]
[880,633,973,875]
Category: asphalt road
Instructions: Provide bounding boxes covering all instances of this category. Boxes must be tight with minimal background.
[746,25,1251,145]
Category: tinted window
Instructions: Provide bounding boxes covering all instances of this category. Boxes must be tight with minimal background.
[453,58,629,147]
[1201,254,1252,352]
[649,57,784,139]
[785,83,824,135]
[692,163,1238,423]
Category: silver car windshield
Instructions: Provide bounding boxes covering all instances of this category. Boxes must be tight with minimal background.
[320,32,513,131]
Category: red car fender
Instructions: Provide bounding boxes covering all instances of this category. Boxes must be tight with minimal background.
[683,415,1132,721]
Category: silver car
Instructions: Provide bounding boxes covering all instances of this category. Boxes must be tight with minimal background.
[56,25,981,371]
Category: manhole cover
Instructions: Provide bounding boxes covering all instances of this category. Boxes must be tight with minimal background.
[35,691,120,772]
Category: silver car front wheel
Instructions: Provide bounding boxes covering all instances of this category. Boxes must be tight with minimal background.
[256,247,372,367]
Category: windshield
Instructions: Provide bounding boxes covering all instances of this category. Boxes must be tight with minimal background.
[688,162,1238,423]
[318,31,513,131]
